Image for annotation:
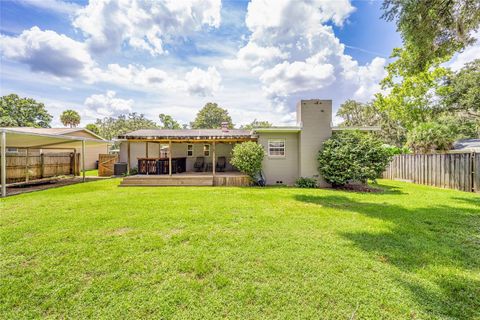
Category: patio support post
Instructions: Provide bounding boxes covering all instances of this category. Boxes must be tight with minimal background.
[168,140,172,176]
[145,142,149,175]
[212,141,216,176]
[25,148,29,183]
[82,140,86,182]
[127,141,131,174]
[1,130,6,197]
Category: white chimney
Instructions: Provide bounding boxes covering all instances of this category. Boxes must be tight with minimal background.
[221,122,229,132]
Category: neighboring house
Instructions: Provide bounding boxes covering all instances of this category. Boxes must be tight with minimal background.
[451,139,480,153]
[3,127,110,170]
[118,99,341,186]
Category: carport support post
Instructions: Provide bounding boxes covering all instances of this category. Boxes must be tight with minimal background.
[82,140,86,182]
[1,130,6,197]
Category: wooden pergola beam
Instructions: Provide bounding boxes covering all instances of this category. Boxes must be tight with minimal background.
[123,138,256,143]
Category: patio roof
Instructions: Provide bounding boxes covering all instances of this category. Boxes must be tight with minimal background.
[117,129,257,141]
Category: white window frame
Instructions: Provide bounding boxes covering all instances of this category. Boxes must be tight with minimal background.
[6,147,18,154]
[159,144,169,158]
[203,144,210,156]
[187,144,194,157]
[268,139,286,158]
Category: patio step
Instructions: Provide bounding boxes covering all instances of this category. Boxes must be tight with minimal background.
[120,175,214,187]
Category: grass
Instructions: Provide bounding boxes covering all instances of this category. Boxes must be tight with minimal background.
[83,169,98,177]
[1,179,479,319]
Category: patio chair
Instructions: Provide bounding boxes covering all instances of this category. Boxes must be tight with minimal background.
[193,157,205,172]
[216,156,226,172]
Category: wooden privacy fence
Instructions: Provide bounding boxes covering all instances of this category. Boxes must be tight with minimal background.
[383,153,480,193]
[98,154,118,176]
[0,152,80,184]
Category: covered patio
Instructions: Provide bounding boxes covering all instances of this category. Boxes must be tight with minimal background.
[117,128,257,186]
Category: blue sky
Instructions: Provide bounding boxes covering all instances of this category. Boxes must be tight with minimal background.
[1,0,404,127]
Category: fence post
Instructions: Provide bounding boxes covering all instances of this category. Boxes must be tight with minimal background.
[40,153,45,179]
[471,152,475,192]
[25,148,30,183]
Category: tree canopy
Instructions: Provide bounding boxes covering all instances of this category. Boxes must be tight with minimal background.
[85,123,100,135]
[438,59,480,117]
[0,94,52,128]
[190,103,233,129]
[93,113,159,141]
[159,113,181,129]
[60,109,81,128]
[382,0,480,73]
[240,119,273,130]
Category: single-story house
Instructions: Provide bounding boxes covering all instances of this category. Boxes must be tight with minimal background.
[451,139,480,153]
[3,127,110,170]
[117,99,345,186]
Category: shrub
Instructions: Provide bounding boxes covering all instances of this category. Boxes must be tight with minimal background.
[406,122,456,153]
[230,141,265,179]
[318,131,392,186]
[383,144,410,156]
[295,177,317,188]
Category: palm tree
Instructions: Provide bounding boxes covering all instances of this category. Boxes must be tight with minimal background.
[60,110,81,128]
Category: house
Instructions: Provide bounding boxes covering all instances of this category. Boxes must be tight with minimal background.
[451,139,480,153]
[117,99,338,186]
[2,127,110,170]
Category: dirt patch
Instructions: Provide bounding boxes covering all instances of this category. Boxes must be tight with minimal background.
[6,177,108,196]
[110,227,132,235]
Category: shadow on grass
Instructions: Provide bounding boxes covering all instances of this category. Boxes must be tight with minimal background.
[294,194,480,319]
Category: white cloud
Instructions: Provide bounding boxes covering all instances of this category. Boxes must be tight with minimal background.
[185,66,221,96]
[84,90,133,118]
[73,0,222,55]
[16,0,81,15]
[93,64,221,97]
[0,26,222,97]
[225,0,386,113]
[0,27,95,79]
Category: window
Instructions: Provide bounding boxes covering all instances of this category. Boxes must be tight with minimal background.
[187,144,193,157]
[203,144,210,156]
[160,144,169,158]
[6,147,18,154]
[268,139,285,157]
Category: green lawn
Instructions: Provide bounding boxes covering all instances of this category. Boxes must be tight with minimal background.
[1,180,479,319]
[83,169,98,177]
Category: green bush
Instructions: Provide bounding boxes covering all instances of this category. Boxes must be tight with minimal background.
[406,122,456,153]
[295,177,317,188]
[383,144,410,156]
[318,131,392,186]
[230,141,265,178]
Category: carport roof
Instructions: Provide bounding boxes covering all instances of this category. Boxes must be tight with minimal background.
[1,128,110,149]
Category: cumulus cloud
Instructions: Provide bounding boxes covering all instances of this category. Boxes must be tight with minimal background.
[225,0,386,112]
[0,26,221,97]
[73,0,222,55]
[84,90,133,118]
[0,27,95,79]
[185,66,221,96]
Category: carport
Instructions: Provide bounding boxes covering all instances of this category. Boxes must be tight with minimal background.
[1,128,109,197]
